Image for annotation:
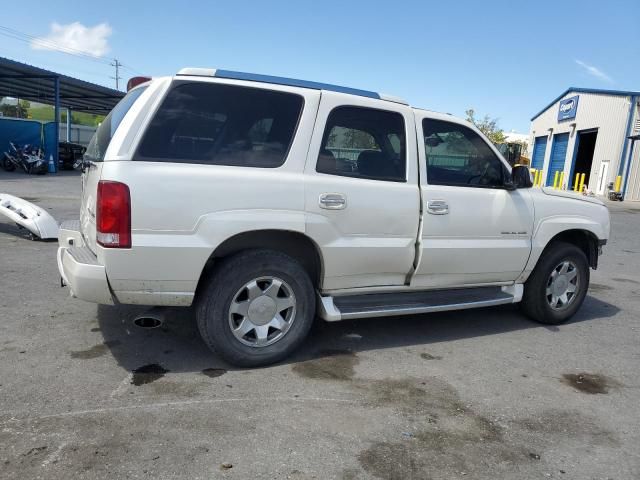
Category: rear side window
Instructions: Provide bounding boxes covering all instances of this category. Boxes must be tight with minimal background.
[316,106,406,182]
[135,82,303,167]
[84,86,147,162]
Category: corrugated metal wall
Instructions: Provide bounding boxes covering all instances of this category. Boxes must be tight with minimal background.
[529,92,631,193]
[58,123,96,146]
[626,140,640,201]
[624,105,640,201]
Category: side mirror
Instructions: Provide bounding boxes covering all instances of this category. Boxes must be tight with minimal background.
[511,165,533,189]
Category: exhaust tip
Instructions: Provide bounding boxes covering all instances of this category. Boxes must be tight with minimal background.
[133,315,162,329]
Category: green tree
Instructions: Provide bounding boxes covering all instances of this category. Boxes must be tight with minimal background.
[0,98,28,118]
[465,108,506,144]
[343,129,378,149]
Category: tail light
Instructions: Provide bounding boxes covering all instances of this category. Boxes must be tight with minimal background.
[96,180,131,248]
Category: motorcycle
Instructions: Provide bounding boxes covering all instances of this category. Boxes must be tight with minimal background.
[2,142,47,175]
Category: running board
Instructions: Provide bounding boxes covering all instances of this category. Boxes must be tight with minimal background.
[318,285,522,322]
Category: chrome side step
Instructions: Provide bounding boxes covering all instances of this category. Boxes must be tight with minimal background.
[318,285,522,322]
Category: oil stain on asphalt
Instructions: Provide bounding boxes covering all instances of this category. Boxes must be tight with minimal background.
[292,350,359,381]
[561,372,620,394]
[69,341,120,359]
[612,277,640,285]
[293,355,619,479]
[356,378,620,479]
[202,368,227,378]
[420,352,442,360]
[355,377,515,479]
[131,364,169,386]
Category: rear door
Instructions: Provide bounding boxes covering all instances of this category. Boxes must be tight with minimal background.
[304,92,420,291]
[81,86,148,252]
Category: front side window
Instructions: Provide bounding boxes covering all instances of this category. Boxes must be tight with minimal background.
[316,106,406,182]
[135,82,303,167]
[422,118,505,187]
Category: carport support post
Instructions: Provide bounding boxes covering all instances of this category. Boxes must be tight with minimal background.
[52,76,60,173]
[66,107,71,142]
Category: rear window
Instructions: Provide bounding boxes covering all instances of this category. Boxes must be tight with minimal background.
[84,86,147,162]
[134,82,304,168]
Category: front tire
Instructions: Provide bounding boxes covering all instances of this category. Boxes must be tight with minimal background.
[521,241,589,325]
[196,249,316,367]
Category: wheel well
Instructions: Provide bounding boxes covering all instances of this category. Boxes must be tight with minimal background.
[197,230,323,292]
[546,229,600,269]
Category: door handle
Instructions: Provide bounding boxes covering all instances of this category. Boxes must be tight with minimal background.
[426,200,449,215]
[319,193,346,210]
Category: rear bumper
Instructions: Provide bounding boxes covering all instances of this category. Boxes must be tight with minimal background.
[57,220,114,305]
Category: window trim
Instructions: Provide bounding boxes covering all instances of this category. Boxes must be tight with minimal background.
[421,118,510,189]
[315,104,408,183]
[132,80,306,168]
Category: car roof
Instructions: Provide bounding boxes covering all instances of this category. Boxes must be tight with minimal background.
[176,68,409,105]
[171,68,470,125]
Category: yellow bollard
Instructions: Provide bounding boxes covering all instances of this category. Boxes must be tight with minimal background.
[614,175,622,192]
[559,172,565,190]
[578,173,586,192]
[535,170,541,187]
[553,171,559,189]
[573,172,580,191]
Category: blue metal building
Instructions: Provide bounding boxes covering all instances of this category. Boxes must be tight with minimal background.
[529,88,640,201]
[0,56,124,172]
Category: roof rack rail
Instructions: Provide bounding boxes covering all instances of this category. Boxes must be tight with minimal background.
[176,67,408,104]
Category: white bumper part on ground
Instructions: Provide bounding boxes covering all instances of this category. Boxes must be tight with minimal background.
[57,220,114,305]
[0,193,59,239]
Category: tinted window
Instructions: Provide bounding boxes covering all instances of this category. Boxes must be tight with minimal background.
[317,106,405,182]
[135,82,303,167]
[85,86,147,162]
[422,119,505,187]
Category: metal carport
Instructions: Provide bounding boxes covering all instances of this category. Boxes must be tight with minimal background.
[0,56,124,172]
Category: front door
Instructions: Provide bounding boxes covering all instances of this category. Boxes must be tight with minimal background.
[304,91,420,291]
[412,113,534,288]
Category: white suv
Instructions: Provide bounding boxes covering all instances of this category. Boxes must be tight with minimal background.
[57,68,610,366]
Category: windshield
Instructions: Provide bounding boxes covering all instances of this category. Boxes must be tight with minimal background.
[84,86,148,162]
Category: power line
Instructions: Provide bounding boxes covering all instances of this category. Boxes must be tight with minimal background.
[0,24,144,88]
[0,25,111,65]
[119,63,145,76]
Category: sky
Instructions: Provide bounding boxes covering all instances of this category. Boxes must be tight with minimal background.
[1,0,638,132]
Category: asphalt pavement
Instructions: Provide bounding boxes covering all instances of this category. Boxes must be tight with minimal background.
[1,170,639,479]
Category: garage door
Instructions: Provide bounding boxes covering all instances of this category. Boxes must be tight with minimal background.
[546,133,569,186]
[531,136,548,170]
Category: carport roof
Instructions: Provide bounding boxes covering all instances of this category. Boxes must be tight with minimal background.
[0,56,124,114]
[531,87,640,121]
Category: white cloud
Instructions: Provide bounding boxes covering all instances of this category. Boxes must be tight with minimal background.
[574,59,613,84]
[31,22,112,58]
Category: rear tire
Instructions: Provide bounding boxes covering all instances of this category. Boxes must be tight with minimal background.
[521,241,589,325]
[196,249,316,367]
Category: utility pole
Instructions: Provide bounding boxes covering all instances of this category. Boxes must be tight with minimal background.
[110,58,122,90]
